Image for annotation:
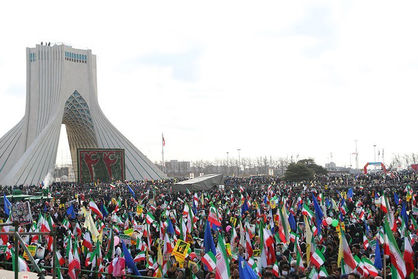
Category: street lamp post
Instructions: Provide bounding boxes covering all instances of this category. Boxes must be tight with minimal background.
[373,144,377,170]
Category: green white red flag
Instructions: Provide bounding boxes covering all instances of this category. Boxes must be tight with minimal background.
[215,234,230,279]
[311,248,325,268]
[146,212,156,224]
[201,251,216,272]
[341,231,357,273]
[383,218,406,279]
[403,235,414,277]
[361,257,378,277]
[89,201,103,219]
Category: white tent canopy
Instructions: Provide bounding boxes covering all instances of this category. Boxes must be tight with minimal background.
[172,174,223,192]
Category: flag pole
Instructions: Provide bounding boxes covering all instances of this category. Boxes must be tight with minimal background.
[383,254,386,279]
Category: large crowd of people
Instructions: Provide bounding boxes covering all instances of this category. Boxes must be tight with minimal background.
[0,171,417,279]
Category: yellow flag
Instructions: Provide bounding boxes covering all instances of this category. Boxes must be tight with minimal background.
[337,229,343,267]
[98,229,103,243]
[81,206,88,217]
[84,211,99,242]
[304,216,312,265]
[136,205,143,215]
[406,193,412,202]
[157,243,163,266]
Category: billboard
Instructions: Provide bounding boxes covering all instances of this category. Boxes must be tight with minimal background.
[77,148,125,183]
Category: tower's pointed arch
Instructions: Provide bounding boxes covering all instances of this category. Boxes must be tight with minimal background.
[0,44,166,185]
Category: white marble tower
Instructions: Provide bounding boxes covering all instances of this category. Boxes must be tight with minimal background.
[0,44,166,185]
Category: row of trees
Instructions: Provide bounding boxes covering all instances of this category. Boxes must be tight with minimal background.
[284,159,328,181]
[188,157,327,181]
[190,156,296,177]
[388,153,418,169]
[163,152,418,181]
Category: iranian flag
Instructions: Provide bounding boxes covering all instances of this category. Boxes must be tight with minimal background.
[296,243,305,271]
[67,238,81,279]
[230,227,238,252]
[272,262,279,277]
[410,217,418,233]
[404,235,414,277]
[82,231,93,252]
[134,251,146,263]
[85,247,97,267]
[56,264,64,279]
[62,218,70,230]
[56,250,65,266]
[341,231,357,273]
[354,255,369,276]
[39,214,51,232]
[12,249,30,272]
[202,251,217,272]
[174,225,181,236]
[302,204,314,220]
[17,256,30,271]
[183,203,190,217]
[245,230,253,257]
[263,226,276,265]
[163,233,174,254]
[263,227,274,247]
[89,201,103,219]
[311,248,325,268]
[383,218,406,279]
[319,266,329,277]
[193,193,199,207]
[290,232,297,243]
[74,222,82,237]
[68,251,80,279]
[380,194,388,214]
[361,257,378,277]
[215,234,230,279]
[208,205,221,227]
[363,235,369,250]
[308,267,319,279]
[146,212,156,224]
[340,201,348,215]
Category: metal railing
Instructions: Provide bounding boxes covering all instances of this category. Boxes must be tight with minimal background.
[0,261,161,279]
[0,222,161,279]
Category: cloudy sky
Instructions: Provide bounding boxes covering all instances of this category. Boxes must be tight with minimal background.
[0,0,417,168]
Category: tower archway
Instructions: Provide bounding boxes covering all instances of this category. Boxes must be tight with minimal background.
[62,90,98,176]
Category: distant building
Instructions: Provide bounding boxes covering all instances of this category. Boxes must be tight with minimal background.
[165,160,191,177]
[54,164,76,182]
[325,161,360,176]
[325,162,337,169]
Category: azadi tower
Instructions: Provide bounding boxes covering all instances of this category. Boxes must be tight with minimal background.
[0,44,166,185]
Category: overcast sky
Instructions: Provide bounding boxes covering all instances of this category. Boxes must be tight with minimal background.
[1,0,417,168]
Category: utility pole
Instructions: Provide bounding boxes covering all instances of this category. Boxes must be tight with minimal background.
[382,148,385,163]
[352,139,359,169]
[226,152,229,176]
[237,148,241,177]
[373,144,377,161]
